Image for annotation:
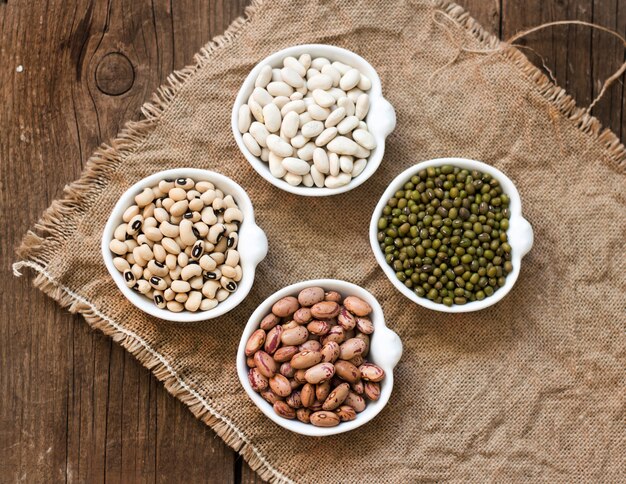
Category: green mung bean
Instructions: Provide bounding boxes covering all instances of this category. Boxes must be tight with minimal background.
[378,165,513,306]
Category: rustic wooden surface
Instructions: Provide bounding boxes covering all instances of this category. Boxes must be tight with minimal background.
[1,0,624,482]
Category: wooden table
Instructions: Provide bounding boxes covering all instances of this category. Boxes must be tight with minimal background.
[1,1,623,481]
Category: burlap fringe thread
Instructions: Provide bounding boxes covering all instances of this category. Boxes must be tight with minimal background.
[13,1,626,483]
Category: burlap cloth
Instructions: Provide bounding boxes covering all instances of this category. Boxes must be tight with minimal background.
[14,0,626,482]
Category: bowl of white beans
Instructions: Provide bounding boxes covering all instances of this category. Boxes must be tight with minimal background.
[232,44,396,196]
[101,168,268,322]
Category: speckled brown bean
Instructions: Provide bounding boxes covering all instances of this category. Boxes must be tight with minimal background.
[273,401,296,419]
[248,368,269,392]
[359,363,385,382]
[324,291,342,303]
[334,360,360,383]
[356,317,374,334]
[272,296,300,317]
[300,383,315,408]
[307,320,330,335]
[321,341,341,363]
[264,325,283,355]
[344,391,366,412]
[274,346,299,363]
[296,408,312,423]
[351,380,364,395]
[339,338,367,360]
[289,378,300,390]
[282,320,299,330]
[281,326,309,346]
[293,369,307,384]
[286,391,303,409]
[315,381,331,401]
[310,301,341,319]
[304,363,335,384]
[343,296,372,317]
[245,329,266,356]
[355,332,370,356]
[279,362,295,378]
[293,307,313,324]
[337,307,357,330]
[309,400,324,412]
[297,286,325,307]
[269,374,292,397]
[260,389,282,405]
[322,382,350,410]
[290,350,323,369]
[246,357,256,368]
[310,411,340,427]
[364,381,381,401]
[253,351,277,378]
[298,340,321,352]
[260,313,280,331]
[321,325,345,345]
[335,405,357,422]
[349,355,365,367]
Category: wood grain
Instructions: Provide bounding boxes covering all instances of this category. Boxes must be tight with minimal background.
[1,1,623,482]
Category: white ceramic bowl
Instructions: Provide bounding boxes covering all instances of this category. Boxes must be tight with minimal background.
[101,168,268,322]
[237,279,403,436]
[232,44,396,196]
[370,158,533,313]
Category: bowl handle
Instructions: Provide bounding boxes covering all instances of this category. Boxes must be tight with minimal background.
[368,97,396,138]
[375,327,403,369]
[511,216,534,257]
[243,223,269,267]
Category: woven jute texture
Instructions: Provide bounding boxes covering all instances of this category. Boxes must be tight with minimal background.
[15,0,626,482]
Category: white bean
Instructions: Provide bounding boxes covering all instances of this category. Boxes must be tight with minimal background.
[336,115,360,135]
[283,172,303,186]
[307,103,330,121]
[283,56,306,76]
[269,152,287,178]
[353,129,377,150]
[267,81,293,97]
[297,142,316,161]
[262,103,282,133]
[307,74,333,91]
[310,165,325,187]
[238,104,251,133]
[338,96,355,116]
[249,122,269,148]
[280,100,306,116]
[311,57,330,70]
[282,157,310,176]
[301,120,324,138]
[266,134,294,158]
[313,148,330,174]
[340,69,361,91]
[324,172,351,188]
[329,152,340,177]
[352,158,367,177]
[280,67,305,88]
[255,65,272,88]
[358,74,371,91]
[325,107,346,128]
[312,89,334,108]
[252,87,273,106]
[315,127,338,147]
[339,155,354,173]
[355,94,370,120]
[327,136,359,155]
[243,133,262,156]
[302,173,314,187]
[280,111,300,139]
[321,64,341,87]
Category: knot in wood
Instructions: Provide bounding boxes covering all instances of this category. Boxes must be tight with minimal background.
[95,52,134,96]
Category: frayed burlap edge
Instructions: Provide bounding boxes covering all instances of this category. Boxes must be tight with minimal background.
[435,0,626,170]
[13,1,626,483]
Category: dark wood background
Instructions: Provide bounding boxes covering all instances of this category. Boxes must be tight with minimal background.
[1,0,624,482]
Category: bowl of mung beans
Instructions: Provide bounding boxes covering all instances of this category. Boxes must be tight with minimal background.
[102,168,268,322]
[370,158,533,313]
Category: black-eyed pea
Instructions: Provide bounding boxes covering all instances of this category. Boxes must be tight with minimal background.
[189,275,203,290]
[224,207,243,224]
[168,187,187,201]
[227,232,239,249]
[169,199,188,217]
[199,254,217,272]
[160,221,179,238]
[114,223,128,241]
[142,268,152,280]
[169,266,182,280]
[122,204,140,222]
[234,265,242,282]
[220,265,237,279]
[174,292,188,303]
[122,270,136,287]
[185,189,201,201]
[170,215,182,225]
[181,263,202,281]
[200,298,218,311]
[136,234,152,248]
[170,280,190,293]
[203,268,221,281]
[200,189,217,206]
[144,227,163,242]
[135,279,151,294]
[190,211,201,223]
[179,219,197,246]
[175,177,194,189]
[213,236,228,253]
[212,196,224,212]
[166,301,184,312]
[132,250,147,268]
[184,291,202,311]
[142,202,156,219]
[220,276,237,293]
[131,264,143,280]
[162,197,175,211]
[125,253,136,265]
[143,216,158,229]
[216,288,229,302]
[208,224,226,244]
[135,188,154,207]
[109,239,128,255]
[125,238,139,251]
[153,207,169,223]
[158,179,175,192]
[165,254,177,270]
[148,276,167,291]
[195,181,214,193]
[164,288,175,301]
[137,244,153,261]
[161,237,181,255]
[113,257,130,272]
[153,291,166,309]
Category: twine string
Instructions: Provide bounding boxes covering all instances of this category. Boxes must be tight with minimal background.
[430,14,626,112]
